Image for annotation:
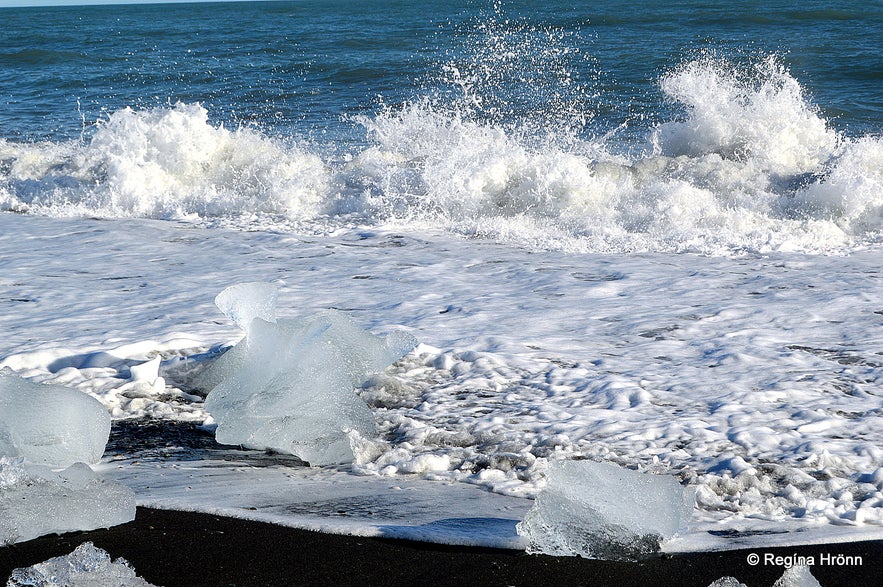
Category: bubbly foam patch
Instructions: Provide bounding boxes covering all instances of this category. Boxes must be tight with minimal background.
[793,136,883,232]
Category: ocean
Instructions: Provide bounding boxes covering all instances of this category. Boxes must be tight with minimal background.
[2,0,883,561]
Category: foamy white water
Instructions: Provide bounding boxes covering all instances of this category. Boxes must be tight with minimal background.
[1,57,881,256]
[2,204,882,550]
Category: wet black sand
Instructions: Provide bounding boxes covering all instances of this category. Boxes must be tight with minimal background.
[1,508,881,586]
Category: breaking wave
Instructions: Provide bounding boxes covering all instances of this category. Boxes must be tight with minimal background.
[0,103,328,220]
[1,56,881,255]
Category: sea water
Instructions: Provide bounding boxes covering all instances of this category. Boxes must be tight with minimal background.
[1,0,882,551]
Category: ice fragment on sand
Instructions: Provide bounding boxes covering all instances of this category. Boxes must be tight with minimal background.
[7,541,156,587]
[0,458,136,546]
[772,565,822,587]
[0,369,111,467]
[706,565,821,587]
[516,460,694,560]
[202,283,418,465]
[706,579,748,587]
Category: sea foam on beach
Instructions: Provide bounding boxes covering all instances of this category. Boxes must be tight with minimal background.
[1,212,883,550]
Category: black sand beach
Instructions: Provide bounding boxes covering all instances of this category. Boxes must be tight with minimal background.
[1,508,881,586]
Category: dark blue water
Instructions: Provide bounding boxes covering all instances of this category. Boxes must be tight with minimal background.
[0,0,880,143]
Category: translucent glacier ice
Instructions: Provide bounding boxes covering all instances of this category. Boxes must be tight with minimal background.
[0,458,136,546]
[6,541,156,587]
[0,369,111,467]
[201,283,418,465]
[214,281,279,331]
[516,460,694,560]
[707,579,748,587]
[772,565,822,587]
[706,565,821,587]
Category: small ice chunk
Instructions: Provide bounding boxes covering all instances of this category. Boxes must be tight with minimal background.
[0,369,111,467]
[0,458,136,546]
[772,565,822,587]
[7,541,156,587]
[202,283,418,465]
[707,579,748,587]
[214,281,278,330]
[705,565,821,587]
[516,460,694,560]
[125,356,166,395]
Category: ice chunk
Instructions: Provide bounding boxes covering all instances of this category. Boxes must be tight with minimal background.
[196,284,418,395]
[202,283,418,465]
[516,460,694,560]
[214,281,278,330]
[706,565,821,587]
[0,458,136,545]
[193,337,249,393]
[0,369,111,467]
[7,541,156,587]
[707,579,748,587]
[772,565,822,587]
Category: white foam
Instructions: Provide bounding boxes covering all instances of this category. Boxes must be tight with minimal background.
[794,136,883,232]
[1,103,329,220]
[654,55,837,176]
[347,55,880,255]
[1,56,880,255]
[2,214,883,551]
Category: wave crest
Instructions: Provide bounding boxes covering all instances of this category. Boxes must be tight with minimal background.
[344,56,882,253]
[1,57,881,255]
[654,55,838,176]
[1,103,328,219]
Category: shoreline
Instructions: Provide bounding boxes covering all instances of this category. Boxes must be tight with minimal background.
[2,508,881,586]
